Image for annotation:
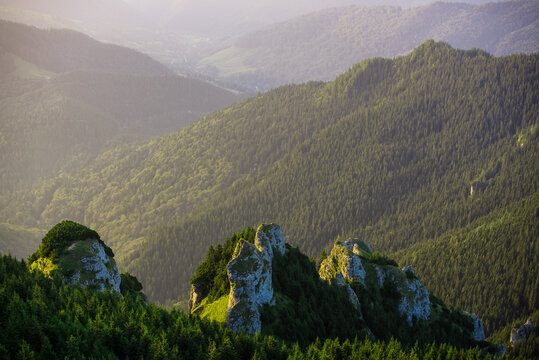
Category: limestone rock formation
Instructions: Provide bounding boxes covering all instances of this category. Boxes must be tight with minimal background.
[226,224,285,334]
[471,313,486,342]
[320,239,432,326]
[397,277,431,326]
[68,240,121,292]
[32,238,121,293]
[510,318,535,346]
[319,239,368,285]
[29,221,121,294]
[376,265,431,326]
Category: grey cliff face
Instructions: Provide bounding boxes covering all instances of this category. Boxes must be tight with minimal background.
[510,318,535,346]
[470,313,486,342]
[226,224,285,334]
[65,240,121,293]
[320,239,432,327]
[319,239,368,285]
[397,277,431,326]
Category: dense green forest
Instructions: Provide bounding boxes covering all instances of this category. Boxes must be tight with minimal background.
[1,41,537,338]
[394,194,539,332]
[488,309,539,357]
[192,228,492,350]
[0,254,514,359]
[127,41,538,324]
[199,0,539,89]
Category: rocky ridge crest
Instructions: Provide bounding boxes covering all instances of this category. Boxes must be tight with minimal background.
[226,224,284,334]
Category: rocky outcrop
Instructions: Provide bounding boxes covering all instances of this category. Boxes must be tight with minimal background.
[471,313,485,342]
[65,240,121,293]
[226,224,285,334]
[510,318,535,346]
[376,265,430,326]
[470,180,488,195]
[320,239,432,327]
[319,239,369,285]
[333,272,362,312]
[32,238,122,293]
[189,284,204,312]
[402,266,415,278]
[397,277,431,326]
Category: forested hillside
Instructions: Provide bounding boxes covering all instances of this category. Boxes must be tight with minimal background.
[394,194,539,332]
[0,20,239,258]
[0,21,238,193]
[0,254,510,359]
[126,42,538,318]
[3,41,535,339]
[199,0,539,89]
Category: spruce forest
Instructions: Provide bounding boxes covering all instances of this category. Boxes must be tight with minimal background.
[0,1,537,359]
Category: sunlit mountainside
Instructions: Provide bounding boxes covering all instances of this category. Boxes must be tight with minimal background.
[0,1,537,359]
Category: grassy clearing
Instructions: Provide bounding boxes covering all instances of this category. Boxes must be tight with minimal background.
[199,295,229,323]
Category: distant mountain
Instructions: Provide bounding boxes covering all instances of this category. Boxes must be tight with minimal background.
[0,21,238,192]
[2,42,535,337]
[0,0,148,33]
[164,0,505,38]
[198,0,539,90]
[0,1,509,78]
[0,20,171,76]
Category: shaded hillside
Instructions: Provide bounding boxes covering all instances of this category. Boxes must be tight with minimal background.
[393,194,539,333]
[0,20,171,76]
[0,21,238,193]
[198,0,539,89]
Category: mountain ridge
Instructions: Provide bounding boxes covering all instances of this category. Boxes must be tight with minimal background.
[1,41,537,337]
[198,0,539,90]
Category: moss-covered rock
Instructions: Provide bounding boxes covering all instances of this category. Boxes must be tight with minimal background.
[29,221,121,293]
[225,224,284,334]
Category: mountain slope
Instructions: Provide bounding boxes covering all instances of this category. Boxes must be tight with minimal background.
[394,193,539,332]
[0,20,171,76]
[4,41,535,336]
[0,251,507,359]
[190,224,490,349]
[0,21,239,193]
[198,0,539,90]
[125,42,537,330]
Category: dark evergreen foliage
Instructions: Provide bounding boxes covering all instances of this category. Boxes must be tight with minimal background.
[0,254,506,359]
[120,272,143,296]
[28,220,111,263]
[261,245,366,346]
[368,251,399,267]
[190,227,256,303]
[395,194,539,333]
